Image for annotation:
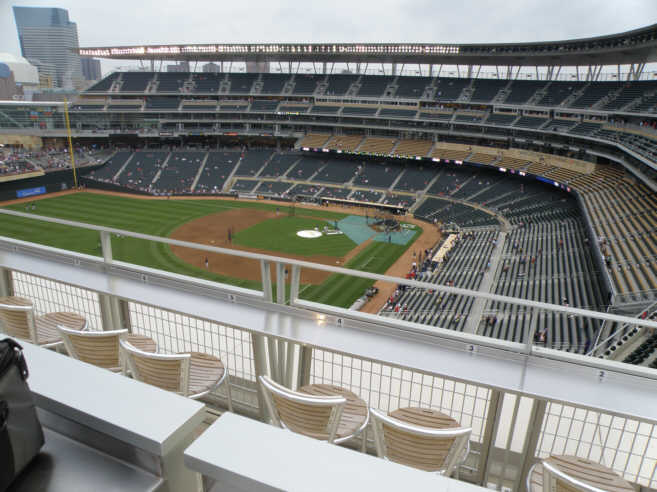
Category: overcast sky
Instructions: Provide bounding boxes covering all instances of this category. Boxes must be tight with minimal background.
[2,0,657,75]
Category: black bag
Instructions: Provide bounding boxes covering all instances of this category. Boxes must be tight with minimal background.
[0,338,44,492]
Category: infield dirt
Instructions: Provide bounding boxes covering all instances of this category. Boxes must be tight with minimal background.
[169,207,376,285]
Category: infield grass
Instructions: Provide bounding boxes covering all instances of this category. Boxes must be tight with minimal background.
[233,216,356,257]
[1,192,419,307]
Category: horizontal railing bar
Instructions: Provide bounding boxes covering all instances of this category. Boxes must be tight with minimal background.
[2,208,657,330]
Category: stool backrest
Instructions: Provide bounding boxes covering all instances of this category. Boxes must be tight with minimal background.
[259,375,346,443]
[120,339,191,395]
[0,302,37,344]
[370,408,471,477]
[541,456,632,492]
[58,326,127,371]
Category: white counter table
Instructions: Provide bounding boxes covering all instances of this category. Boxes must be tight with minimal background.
[9,342,207,492]
[185,412,489,492]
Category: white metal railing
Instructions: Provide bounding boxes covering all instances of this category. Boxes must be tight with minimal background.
[1,208,656,348]
[2,207,657,376]
[5,265,657,488]
[2,210,657,489]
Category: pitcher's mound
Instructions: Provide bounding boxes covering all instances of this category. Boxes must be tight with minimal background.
[296,230,322,239]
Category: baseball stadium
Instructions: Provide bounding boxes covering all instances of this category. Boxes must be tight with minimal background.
[3,16,657,492]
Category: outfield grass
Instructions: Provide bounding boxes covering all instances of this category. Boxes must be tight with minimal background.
[1,192,419,307]
[233,216,356,257]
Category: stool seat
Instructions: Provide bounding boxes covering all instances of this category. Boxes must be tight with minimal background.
[0,296,86,348]
[299,384,369,441]
[126,334,157,353]
[35,312,87,345]
[185,352,226,397]
[389,407,460,429]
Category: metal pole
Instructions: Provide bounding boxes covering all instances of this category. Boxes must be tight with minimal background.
[63,99,78,189]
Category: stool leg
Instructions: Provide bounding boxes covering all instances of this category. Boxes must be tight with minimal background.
[361,425,367,453]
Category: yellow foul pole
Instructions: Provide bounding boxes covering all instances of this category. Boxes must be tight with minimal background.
[63,99,78,189]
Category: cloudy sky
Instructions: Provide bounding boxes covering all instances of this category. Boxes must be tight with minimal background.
[2,0,657,75]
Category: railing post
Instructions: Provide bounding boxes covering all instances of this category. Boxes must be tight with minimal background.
[0,267,13,297]
[118,299,132,331]
[526,307,539,354]
[260,260,272,302]
[296,344,313,389]
[98,230,122,329]
[276,262,286,305]
[98,294,115,330]
[99,231,113,263]
[98,295,129,331]
[250,332,269,421]
[267,336,279,383]
[477,389,502,486]
[289,265,301,304]
[516,399,547,492]
[285,342,296,388]
[109,296,123,330]
[277,339,286,384]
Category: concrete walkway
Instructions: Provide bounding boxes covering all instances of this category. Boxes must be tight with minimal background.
[463,231,507,334]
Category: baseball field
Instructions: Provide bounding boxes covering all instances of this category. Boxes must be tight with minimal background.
[0,191,435,309]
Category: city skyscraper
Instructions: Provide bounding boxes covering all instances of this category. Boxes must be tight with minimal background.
[13,6,84,89]
[81,58,101,81]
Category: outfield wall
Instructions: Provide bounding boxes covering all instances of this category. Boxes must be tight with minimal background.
[0,166,101,202]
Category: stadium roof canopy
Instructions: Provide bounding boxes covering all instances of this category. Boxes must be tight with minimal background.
[78,23,657,68]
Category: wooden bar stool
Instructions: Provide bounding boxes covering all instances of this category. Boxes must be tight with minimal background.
[57,326,157,372]
[119,339,233,411]
[259,376,369,449]
[527,455,635,492]
[0,296,87,349]
[370,406,471,478]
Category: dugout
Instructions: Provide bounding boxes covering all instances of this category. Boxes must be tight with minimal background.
[317,196,406,215]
